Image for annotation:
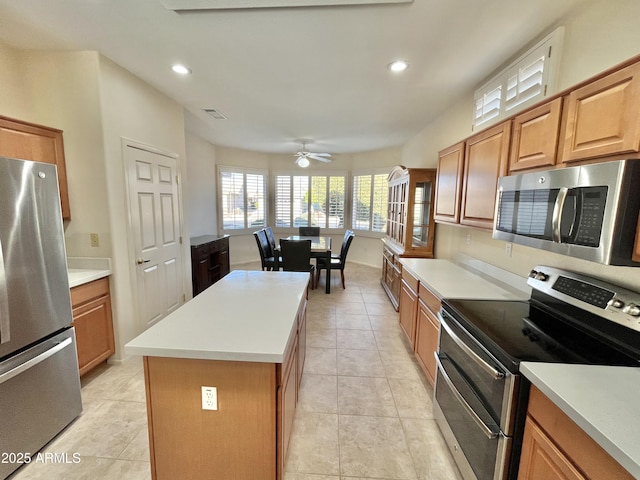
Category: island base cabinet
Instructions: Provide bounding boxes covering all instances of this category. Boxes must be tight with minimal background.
[144,357,278,480]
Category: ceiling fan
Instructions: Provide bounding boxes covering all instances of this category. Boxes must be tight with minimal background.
[294,142,332,168]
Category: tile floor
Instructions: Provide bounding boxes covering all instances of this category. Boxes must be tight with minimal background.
[9,262,462,480]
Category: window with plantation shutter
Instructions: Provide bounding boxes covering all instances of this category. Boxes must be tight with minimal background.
[218,166,267,231]
[473,27,563,130]
[274,172,347,229]
[352,171,388,233]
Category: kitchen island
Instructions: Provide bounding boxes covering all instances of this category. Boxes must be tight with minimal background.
[125,270,309,480]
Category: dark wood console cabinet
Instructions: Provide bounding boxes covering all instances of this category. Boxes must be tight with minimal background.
[190,235,230,296]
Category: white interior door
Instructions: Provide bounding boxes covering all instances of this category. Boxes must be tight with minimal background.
[124,142,184,329]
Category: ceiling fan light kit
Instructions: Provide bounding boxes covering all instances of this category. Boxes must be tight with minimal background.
[293,142,332,168]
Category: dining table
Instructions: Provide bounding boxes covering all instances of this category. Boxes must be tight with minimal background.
[285,235,332,294]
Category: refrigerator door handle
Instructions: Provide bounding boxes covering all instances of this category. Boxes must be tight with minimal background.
[0,337,72,385]
[0,238,9,344]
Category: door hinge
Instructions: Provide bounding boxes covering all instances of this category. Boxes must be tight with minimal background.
[179,236,183,245]
[544,84,548,96]
[548,46,552,58]
[183,293,186,302]
[176,175,180,185]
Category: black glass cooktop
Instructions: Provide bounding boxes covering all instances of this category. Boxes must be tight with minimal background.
[441,298,639,374]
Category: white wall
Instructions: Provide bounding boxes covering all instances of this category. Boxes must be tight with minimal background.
[98,56,190,359]
[401,0,640,292]
[186,131,218,237]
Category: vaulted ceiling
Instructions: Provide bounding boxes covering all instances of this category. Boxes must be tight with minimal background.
[0,0,587,155]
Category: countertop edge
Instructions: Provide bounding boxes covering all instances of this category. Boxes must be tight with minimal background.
[68,269,112,288]
[123,345,284,363]
[521,362,640,478]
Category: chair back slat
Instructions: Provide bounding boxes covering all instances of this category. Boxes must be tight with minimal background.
[279,239,312,272]
[298,226,320,236]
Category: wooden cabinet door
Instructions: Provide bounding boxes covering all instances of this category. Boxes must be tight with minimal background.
[398,278,418,347]
[561,62,640,163]
[435,142,465,223]
[633,217,640,262]
[415,300,439,386]
[510,98,563,172]
[461,122,510,229]
[0,116,71,219]
[518,417,587,480]
[278,343,297,477]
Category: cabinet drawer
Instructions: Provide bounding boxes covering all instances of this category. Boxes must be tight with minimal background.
[401,269,419,293]
[70,277,109,307]
[418,283,441,315]
[192,244,210,257]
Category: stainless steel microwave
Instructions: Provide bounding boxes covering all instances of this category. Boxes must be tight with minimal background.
[493,160,640,266]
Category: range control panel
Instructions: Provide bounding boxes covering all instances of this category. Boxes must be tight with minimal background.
[528,265,640,333]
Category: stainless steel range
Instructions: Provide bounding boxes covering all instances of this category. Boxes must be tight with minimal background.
[434,266,640,480]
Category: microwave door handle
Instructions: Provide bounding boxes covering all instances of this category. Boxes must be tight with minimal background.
[435,353,499,440]
[438,314,504,380]
[552,187,569,243]
[0,238,9,344]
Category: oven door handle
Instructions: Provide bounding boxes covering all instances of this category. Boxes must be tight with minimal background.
[439,314,504,380]
[435,353,500,440]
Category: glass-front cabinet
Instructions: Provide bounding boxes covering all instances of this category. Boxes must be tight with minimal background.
[381,166,437,310]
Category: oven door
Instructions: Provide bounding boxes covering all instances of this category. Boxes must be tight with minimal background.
[438,310,518,434]
[434,354,511,480]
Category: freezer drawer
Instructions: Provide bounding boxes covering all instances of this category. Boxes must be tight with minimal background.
[0,328,82,479]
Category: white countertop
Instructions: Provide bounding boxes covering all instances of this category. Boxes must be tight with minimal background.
[521,362,640,478]
[124,270,309,363]
[398,258,528,300]
[67,257,112,288]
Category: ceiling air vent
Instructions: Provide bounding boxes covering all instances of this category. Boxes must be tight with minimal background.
[203,109,228,120]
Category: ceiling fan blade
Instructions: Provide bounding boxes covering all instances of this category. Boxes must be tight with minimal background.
[308,154,332,162]
[313,153,332,157]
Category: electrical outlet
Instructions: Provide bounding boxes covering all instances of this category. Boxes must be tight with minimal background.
[90,233,99,247]
[201,386,217,411]
[466,233,472,245]
[505,242,513,258]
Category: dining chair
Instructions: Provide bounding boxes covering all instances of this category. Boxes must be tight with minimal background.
[298,226,320,236]
[279,239,315,289]
[253,229,279,271]
[316,230,354,289]
[264,226,277,252]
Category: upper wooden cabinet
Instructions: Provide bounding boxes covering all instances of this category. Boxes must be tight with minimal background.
[0,116,71,219]
[434,142,465,223]
[510,98,563,172]
[461,121,511,229]
[561,62,640,163]
[385,166,437,258]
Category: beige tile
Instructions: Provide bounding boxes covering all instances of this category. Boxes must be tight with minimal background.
[10,455,113,480]
[307,313,337,331]
[299,374,338,414]
[336,349,385,377]
[368,313,400,332]
[101,459,151,480]
[335,302,368,315]
[362,292,391,304]
[118,427,150,462]
[109,374,147,403]
[365,301,398,316]
[379,350,423,380]
[335,314,371,330]
[339,415,417,479]
[401,418,463,480]
[285,412,340,475]
[337,377,397,417]
[336,329,377,350]
[304,347,337,375]
[49,400,148,458]
[388,377,434,419]
[284,475,340,480]
[373,329,413,353]
[307,328,337,348]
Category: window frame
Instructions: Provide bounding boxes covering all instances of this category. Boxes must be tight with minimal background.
[272,169,348,233]
[473,26,564,130]
[351,168,390,238]
[217,165,269,235]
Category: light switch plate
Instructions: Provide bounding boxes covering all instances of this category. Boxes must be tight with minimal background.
[201,386,217,410]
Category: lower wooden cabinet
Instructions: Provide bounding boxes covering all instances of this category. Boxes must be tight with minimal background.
[190,235,230,296]
[398,270,419,348]
[414,283,441,386]
[518,386,633,480]
[70,277,115,376]
[381,242,402,310]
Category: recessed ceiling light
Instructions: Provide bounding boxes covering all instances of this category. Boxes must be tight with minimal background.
[171,64,191,75]
[388,60,408,73]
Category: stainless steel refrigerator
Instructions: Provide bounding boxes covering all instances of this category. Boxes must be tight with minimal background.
[0,156,82,479]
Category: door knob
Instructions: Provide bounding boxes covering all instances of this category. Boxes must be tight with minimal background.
[136,258,150,265]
